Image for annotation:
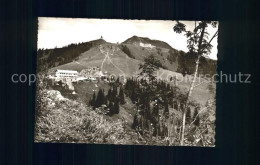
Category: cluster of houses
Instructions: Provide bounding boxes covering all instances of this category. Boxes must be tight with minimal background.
[50,67,112,83]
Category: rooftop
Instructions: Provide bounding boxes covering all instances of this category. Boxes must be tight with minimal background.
[55,69,78,74]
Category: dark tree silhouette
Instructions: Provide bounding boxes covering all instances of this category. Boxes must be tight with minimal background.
[164,99,169,114]
[90,91,96,109]
[114,99,120,114]
[118,87,125,104]
[96,89,105,107]
[139,54,161,84]
[108,102,114,116]
[130,88,137,103]
[107,88,112,102]
[193,107,200,126]
[186,107,192,124]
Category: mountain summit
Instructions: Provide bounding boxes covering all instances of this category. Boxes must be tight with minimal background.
[122,35,173,50]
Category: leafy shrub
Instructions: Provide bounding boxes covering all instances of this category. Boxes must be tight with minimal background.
[35,89,130,144]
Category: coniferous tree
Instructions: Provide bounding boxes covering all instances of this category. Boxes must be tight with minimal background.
[113,86,118,96]
[90,91,96,109]
[108,102,114,116]
[96,89,105,107]
[139,54,161,84]
[164,99,169,114]
[116,77,120,83]
[114,99,120,114]
[119,87,125,104]
[143,91,152,120]
[125,79,130,92]
[130,88,137,103]
[193,107,200,126]
[104,95,108,106]
[107,88,112,102]
[109,87,117,102]
[152,100,159,117]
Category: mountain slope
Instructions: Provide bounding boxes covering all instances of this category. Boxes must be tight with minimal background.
[49,43,141,77]
[120,36,217,76]
[37,39,107,71]
[122,35,174,50]
[38,36,217,77]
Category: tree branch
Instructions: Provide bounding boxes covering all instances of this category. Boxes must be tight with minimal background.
[189,105,212,126]
[200,31,218,56]
[193,80,211,88]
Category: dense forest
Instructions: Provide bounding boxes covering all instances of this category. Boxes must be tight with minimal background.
[86,54,215,146]
[37,39,106,71]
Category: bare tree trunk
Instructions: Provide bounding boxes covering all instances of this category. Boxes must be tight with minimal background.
[180,55,201,145]
[180,22,206,145]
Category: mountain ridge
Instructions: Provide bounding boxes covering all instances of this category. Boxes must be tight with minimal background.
[37,36,217,77]
[122,35,175,50]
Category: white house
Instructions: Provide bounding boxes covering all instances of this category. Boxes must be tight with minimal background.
[55,69,78,78]
[139,42,155,48]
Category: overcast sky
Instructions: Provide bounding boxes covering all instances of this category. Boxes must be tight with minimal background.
[38,17,218,60]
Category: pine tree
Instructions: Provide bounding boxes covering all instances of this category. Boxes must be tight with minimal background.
[152,101,159,117]
[130,88,137,103]
[96,89,105,107]
[116,77,120,83]
[125,79,130,91]
[113,86,118,96]
[118,87,125,104]
[107,88,112,102]
[90,91,96,108]
[114,99,120,114]
[193,107,200,126]
[104,95,108,106]
[164,99,169,114]
[108,102,114,116]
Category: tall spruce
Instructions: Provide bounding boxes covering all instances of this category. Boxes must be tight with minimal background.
[114,99,120,114]
[90,91,96,109]
[108,102,114,116]
[119,87,125,104]
[164,99,169,114]
[107,88,112,102]
[96,89,105,107]
[130,88,137,103]
[139,54,161,98]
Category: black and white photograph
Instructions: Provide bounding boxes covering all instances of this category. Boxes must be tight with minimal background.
[34,18,218,146]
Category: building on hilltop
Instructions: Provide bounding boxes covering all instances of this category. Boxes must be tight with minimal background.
[55,69,78,78]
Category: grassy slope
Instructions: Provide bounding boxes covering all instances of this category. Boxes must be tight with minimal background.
[49,43,141,76]
[122,43,178,71]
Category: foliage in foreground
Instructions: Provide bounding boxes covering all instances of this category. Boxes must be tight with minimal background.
[35,89,132,144]
[35,88,187,146]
